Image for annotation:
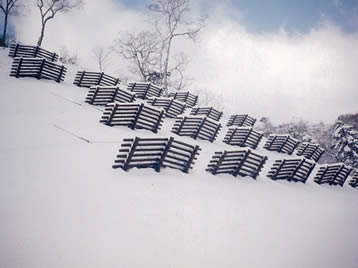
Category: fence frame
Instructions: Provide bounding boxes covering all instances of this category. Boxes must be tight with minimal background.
[223,127,264,149]
[206,149,267,179]
[147,97,186,118]
[314,164,353,186]
[172,116,222,142]
[190,107,223,121]
[113,137,201,173]
[349,172,358,188]
[168,91,198,107]
[264,134,300,155]
[8,43,58,62]
[267,158,316,183]
[100,102,165,133]
[127,82,163,99]
[73,71,120,88]
[226,114,256,127]
[10,57,66,83]
[295,142,325,162]
[85,86,136,106]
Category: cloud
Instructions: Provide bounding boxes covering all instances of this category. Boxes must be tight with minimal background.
[13,0,148,71]
[185,12,358,123]
[13,0,358,124]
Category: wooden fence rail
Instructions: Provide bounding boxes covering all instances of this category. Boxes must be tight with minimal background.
[73,71,120,88]
[8,43,58,62]
[168,91,198,108]
[264,134,300,155]
[227,114,256,127]
[206,149,267,179]
[296,142,325,162]
[223,127,264,149]
[127,82,163,99]
[267,158,316,183]
[113,137,201,173]
[190,107,223,121]
[171,116,222,142]
[10,57,66,83]
[349,172,358,188]
[314,164,352,186]
[100,103,164,133]
[85,86,136,106]
[147,97,186,118]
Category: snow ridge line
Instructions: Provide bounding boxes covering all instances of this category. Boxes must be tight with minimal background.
[50,92,103,111]
[53,124,91,143]
[53,124,123,144]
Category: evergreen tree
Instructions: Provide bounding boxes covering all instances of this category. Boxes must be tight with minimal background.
[332,121,358,169]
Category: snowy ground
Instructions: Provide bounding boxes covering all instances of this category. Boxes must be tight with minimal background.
[1,48,358,268]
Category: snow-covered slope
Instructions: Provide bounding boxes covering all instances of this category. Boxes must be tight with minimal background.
[1,48,357,268]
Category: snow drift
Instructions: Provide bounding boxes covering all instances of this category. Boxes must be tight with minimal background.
[1,48,358,268]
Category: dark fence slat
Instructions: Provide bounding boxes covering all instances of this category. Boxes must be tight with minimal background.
[295,142,325,162]
[127,82,163,99]
[8,43,58,62]
[267,158,315,183]
[10,57,66,83]
[168,91,198,108]
[171,116,222,142]
[100,103,164,133]
[74,71,120,88]
[147,97,186,118]
[349,171,358,188]
[190,107,223,121]
[264,134,300,155]
[85,86,136,105]
[206,149,267,179]
[314,164,352,186]
[113,137,201,173]
[227,114,256,127]
[223,127,263,149]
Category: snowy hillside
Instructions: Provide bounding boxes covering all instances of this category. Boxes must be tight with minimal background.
[1,48,358,268]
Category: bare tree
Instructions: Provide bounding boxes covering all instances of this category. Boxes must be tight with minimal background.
[58,45,79,65]
[148,0,206,96]
[93,46,112,72]
[114,31,160,81]
[167,52,192,91]
[0,0,22,46]
[193,88,225,112]
[36,0,83,47]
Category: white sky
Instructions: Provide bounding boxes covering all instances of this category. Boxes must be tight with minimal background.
[12,0,358,124]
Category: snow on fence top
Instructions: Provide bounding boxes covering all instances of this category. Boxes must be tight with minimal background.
[172,116,222,143]
[223,127,264,150]
[100,103,165,133]
[113,136,201,173]
[264,134,300,155]
[206,149,267,179]
[295,142,325,162]
[168,91,198,108]
[73,71,120,88]
[8,43,58,62]
[85,86,136,106]
[349,171,358,188]
[190,107,223,121]
[226,114,256,127]
[10,57,66,83]
[267,158,316,183]
[146,97,186,118]
[314,163,353,186]
[127,82,163,99]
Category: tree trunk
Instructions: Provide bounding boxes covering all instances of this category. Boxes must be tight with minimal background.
[163,37,173,97]
[37,22,46,47]
[2,12,8,45]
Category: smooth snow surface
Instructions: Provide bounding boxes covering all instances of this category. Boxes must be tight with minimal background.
[1,48,358,268]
